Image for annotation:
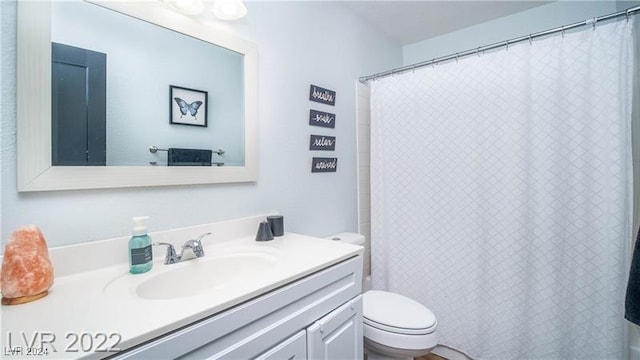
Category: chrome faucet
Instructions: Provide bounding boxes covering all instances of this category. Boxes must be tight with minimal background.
[153,232,211,265]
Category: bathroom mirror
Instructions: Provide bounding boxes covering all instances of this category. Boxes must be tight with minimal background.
[17,0,258,191]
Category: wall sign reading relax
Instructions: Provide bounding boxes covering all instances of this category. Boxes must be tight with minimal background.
[311,157,338,173]
[309,84,336,106]
[309,135,336,151]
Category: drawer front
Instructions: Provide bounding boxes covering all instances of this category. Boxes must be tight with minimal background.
[254,330,307,360]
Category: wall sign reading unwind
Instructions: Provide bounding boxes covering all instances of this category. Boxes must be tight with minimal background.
[312,157,338,173]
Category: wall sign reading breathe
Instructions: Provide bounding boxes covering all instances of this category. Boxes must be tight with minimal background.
[309,84,336,106]
[312,157,338,173]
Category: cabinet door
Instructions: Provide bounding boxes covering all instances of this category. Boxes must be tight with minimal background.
[255,330,307,360]
[307,295,363,360]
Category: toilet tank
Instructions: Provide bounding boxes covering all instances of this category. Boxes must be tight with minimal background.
[326,232,370,291]
[326,232,365,246]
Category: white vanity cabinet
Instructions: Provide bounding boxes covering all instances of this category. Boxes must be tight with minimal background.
[110,255,363,359]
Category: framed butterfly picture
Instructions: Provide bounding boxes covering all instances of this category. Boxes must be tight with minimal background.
[169,85,208,127]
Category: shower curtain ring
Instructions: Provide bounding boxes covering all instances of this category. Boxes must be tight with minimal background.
[592,17,597,30]
[505,40,509,51]
[455,53,459,63]
[528,34,533,45]
[476,47,481,57]
[431,59,435,68]
[626,10,631,22]
[561,26,565,38]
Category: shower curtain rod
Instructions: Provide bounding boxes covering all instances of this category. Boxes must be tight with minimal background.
[359,5,640,83]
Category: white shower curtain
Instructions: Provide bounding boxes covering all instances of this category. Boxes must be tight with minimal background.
[370,20,634,360]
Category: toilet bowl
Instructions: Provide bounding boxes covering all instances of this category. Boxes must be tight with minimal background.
[363,290,437,360]
[327,233,438,360]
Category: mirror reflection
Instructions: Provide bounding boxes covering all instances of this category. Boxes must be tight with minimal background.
[51,1,245,166]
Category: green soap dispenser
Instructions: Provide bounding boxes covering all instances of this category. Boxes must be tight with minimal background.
[129,216,153,274]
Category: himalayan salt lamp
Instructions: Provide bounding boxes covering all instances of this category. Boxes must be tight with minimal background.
[1,225,54,305]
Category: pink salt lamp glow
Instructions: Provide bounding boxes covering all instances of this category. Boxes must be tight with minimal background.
[1,225,54,305]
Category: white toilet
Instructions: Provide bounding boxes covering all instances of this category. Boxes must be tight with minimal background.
[328,233,438,360]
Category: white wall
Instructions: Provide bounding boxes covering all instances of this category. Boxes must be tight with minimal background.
[403,1,625,66]
[0,1,401,249]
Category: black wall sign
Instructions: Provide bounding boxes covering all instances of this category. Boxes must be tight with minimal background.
[309,84,336,106]
[309,135,336,151]
[312,157,338,173]
[309,109,335,128]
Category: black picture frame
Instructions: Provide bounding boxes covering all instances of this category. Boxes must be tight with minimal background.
[170,85,208,127]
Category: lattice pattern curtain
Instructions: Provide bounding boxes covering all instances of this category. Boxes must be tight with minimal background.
[370,19,634,359]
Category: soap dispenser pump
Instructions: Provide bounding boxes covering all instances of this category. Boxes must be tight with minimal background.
[129,216,153,274]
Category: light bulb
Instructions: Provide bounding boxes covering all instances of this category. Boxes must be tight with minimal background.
[212,0,247,21]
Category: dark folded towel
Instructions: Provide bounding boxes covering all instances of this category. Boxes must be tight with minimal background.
[167,148,212,166]
[625,227,640,325]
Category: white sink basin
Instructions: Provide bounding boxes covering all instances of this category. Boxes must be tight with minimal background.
[104,247,281,300]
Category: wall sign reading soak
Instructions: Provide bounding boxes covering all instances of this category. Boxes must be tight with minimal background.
[309,84,336,106]
[309,135,336,151]
[312,157,338,173]
[309,110,335,128]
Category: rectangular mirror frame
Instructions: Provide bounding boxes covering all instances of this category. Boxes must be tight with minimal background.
[17,1,258,192]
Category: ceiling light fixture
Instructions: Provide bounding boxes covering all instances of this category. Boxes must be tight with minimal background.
[164,0,205,16]
[212,0,247,21]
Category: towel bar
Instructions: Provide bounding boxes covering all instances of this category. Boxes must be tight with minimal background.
[149,161,225,166]
[149,145,225,155]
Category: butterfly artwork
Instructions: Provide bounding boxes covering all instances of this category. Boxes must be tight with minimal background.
[169,85,208,127]
[174,97,203,120]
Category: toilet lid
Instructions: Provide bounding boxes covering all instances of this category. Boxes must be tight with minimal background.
[363,290,437,335]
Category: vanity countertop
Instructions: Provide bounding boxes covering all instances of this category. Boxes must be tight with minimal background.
[1,230,362,359]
